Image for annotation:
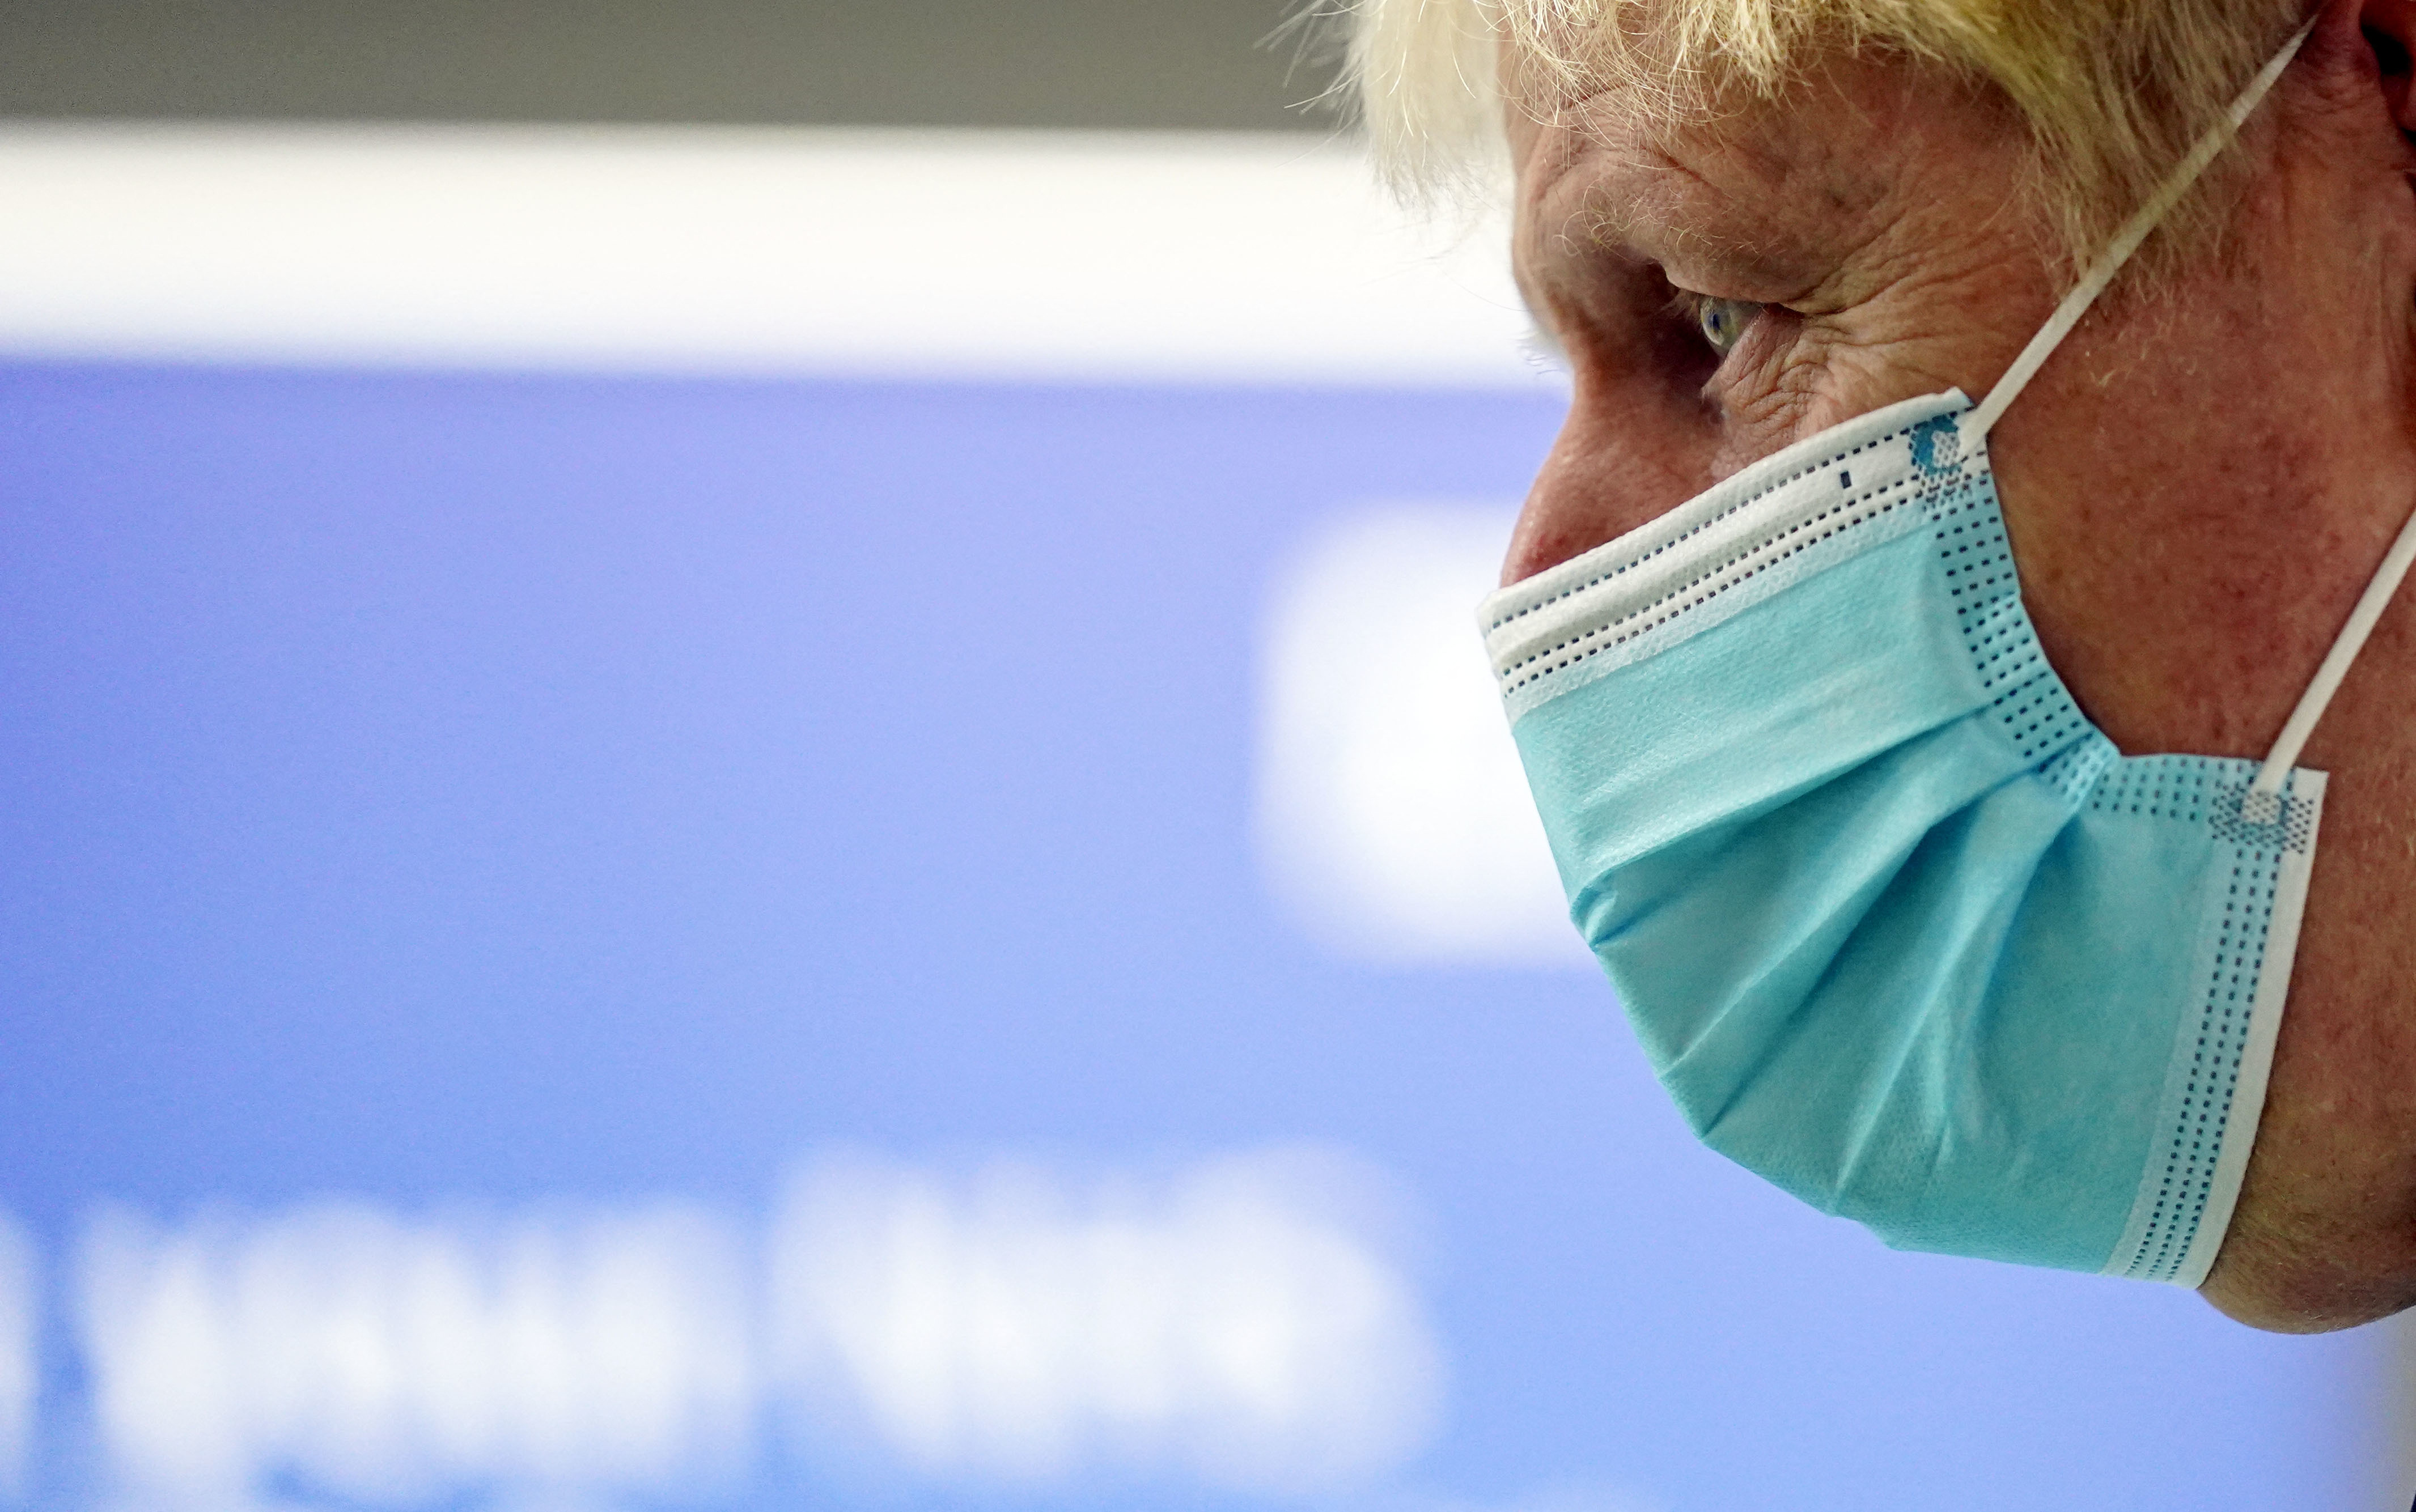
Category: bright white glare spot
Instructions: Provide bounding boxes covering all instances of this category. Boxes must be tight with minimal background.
[1257,506,1591,966]
[769,1147,1442,1493]
[0,1214,34,1502]
[76,1203,753,1503]
[0,126,1542,388]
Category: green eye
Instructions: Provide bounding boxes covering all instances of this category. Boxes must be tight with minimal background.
[1697,298,1762,356]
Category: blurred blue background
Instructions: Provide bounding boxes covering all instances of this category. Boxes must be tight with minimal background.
[0,359,2392,1511]
[0,8,2405,1504]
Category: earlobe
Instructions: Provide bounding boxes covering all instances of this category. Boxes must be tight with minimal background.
[2360,0,2416,130]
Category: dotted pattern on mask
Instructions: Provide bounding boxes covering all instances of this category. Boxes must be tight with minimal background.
[2083,765,2317,854]
[2209,782,2320,853]
[1916,423,2316,1284]
[2133,848,2282,1283]
[1914,427,2093,768]
[1491,434,1936,696]
[2036,737,2116,806]
[2083,762,2309,1281]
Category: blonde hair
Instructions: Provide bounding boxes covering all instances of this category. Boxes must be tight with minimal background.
[1344,0,2310,265]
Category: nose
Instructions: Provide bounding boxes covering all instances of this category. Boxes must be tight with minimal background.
[1500,376,1719,587]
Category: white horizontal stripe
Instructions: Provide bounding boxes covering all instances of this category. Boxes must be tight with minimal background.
[1481,442,1919,681]
[1477,391,1965,654]
[0,123,1545,385]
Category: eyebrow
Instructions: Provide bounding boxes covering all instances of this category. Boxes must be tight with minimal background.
[1571,131,1732,243]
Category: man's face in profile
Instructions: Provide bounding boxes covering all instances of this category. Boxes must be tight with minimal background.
[1494,1,2416,1330]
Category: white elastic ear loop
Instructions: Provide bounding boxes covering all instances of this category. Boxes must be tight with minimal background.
[2248,510,2416,805]
[1948,17,2393,821]
[2216,17,2416,810]
[1966,17,2317,443]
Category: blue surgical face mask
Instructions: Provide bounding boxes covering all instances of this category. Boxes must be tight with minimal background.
[1479,20,2416,1285]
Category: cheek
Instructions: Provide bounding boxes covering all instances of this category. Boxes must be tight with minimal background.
[1501,363,1723,585]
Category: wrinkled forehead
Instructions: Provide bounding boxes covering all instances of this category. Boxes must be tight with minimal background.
[1504,40,2014,303]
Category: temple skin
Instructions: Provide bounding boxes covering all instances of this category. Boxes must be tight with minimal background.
[1499,0,2416,1329]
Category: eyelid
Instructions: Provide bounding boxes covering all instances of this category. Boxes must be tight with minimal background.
[1671,288,1766,358]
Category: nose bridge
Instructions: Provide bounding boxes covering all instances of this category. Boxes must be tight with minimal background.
[1502,369,1724,587]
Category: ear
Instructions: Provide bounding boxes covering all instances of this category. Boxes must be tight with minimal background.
[2360,0,2416,131]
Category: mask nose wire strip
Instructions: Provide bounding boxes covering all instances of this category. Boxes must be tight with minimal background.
[1965,16,2316,443]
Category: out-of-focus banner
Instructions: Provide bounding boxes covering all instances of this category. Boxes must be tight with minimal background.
[0,125,2403,1512]
[77,1151,1435,1503]
[0,125,1536,386]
